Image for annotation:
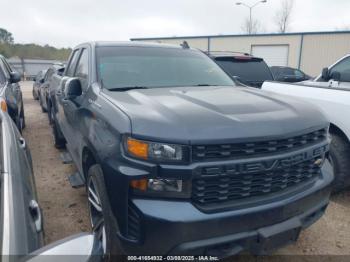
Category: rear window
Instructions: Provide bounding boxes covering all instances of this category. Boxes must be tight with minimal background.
[215,57,273,82]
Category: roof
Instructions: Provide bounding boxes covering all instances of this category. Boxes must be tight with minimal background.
[77,41,191,50]
[130,30,350,41]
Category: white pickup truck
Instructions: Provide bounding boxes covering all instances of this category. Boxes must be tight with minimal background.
[262,54,350,191]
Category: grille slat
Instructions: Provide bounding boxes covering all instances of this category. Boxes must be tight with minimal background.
[192,158,322,206]
[192,129,327,161]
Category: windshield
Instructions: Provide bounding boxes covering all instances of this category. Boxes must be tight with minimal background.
[215,57,274,83]
[96,46,235,89]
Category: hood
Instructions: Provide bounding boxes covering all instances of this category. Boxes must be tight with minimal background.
[103,86,328,144]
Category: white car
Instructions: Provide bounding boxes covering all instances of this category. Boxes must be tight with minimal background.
[262,54,350,191]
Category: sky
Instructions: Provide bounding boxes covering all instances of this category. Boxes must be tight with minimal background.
[1,0,350,48]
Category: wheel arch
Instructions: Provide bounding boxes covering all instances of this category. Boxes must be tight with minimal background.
[81,146,98,180]
[330,123,349,143]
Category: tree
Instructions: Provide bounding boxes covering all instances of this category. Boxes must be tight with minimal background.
[241,17,262,34]
[274,0,294,33]
[0,28,14,44]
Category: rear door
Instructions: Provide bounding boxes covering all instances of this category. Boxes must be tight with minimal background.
[56,49,81,138]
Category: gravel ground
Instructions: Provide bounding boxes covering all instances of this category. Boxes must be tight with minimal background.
[20,81,350,257]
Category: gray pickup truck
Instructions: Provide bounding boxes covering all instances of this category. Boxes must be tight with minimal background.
[47,42,333,258]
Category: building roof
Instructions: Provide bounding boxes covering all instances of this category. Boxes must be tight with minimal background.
[130,30,350,41]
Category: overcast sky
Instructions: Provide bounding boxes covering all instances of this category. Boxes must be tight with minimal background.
[1,0,350,48]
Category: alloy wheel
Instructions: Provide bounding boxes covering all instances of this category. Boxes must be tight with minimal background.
[88,177,107,254]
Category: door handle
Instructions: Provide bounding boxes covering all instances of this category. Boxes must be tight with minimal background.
[29,200,43,232]
[19,137,26,149]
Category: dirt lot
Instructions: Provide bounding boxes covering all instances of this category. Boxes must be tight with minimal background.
[20,81,350,256]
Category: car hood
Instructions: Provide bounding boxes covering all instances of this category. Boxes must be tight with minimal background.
[103,86,328,144]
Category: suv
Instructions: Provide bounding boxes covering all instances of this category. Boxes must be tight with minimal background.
[207,52,274,87]
[48,42,333,258]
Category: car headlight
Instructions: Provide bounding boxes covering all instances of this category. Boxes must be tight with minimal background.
[130,178,191,198]
[124,136,187,163]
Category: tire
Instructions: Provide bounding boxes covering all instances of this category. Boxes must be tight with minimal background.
[329,133,350,192]
[40,95,47,113]
[20,102,26,130]
[50,108,66,149]
[47,100,52,125]
[15,114,23,134]
[87,164,123,259]
[33,89,38,100]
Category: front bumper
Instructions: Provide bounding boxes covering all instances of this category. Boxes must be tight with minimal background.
[117,160,333,256]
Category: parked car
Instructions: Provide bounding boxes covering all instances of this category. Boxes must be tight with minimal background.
[48,42,333,258]
[0,55,25,133]
[0,110,102,261]
[0,109,43,256]
[207,51,274,87]
[32,70,47,100]
[38,64,65,113]
[270,66,312,83]
[262,54,350,191]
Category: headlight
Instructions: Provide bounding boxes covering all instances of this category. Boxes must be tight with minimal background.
[124,136,187,162]
[130,178,191,198]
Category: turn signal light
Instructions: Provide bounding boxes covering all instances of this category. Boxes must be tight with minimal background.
[127,138,148,159]
[0,99,7,112]
[130,179,148,191]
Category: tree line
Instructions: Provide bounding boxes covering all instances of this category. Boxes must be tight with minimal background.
[0,28,71,61]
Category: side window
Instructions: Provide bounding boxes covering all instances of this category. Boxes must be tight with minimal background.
[66,50,80,77]
[0,58,10,79]
[0,66,5,85]
[330,57,350,75]
[74,49,89,91]
[294,69,304,78]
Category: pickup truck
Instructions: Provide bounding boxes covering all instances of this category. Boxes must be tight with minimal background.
[48,42,333,258]
[262,54,350,191]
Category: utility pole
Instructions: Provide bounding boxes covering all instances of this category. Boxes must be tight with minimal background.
[236,0,267,34]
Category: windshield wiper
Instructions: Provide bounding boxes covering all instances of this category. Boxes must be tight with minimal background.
[107,86,149,91]
[191,84,220,87]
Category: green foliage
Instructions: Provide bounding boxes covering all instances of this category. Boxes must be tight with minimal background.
[0,42,72,60]
[0,28,14,44]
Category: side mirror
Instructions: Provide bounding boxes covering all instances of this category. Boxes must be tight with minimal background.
[10,71,21,83]
[321,67,330,81]
[26,233,103,262]
[39,78,45,84]
[64,78,82,100]
[33,77,36,82]
[331,71,341,82]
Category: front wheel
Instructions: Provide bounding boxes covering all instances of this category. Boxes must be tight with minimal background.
[329,133,350,192]
[87,164,123,259]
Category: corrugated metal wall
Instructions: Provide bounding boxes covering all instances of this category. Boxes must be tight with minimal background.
[133,32,350,77]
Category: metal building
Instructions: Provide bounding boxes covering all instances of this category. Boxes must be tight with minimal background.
[131,31,350,77]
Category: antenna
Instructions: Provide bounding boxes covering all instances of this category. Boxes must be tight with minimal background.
[181,41,190,49]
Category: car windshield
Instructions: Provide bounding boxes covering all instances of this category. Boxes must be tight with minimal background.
[96,46,235,89]
[215,57,274,82]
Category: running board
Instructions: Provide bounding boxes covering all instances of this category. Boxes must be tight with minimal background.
[68,172,85,188]
[60,151,73,164]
